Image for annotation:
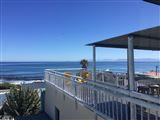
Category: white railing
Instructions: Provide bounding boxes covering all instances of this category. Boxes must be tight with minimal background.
[45,69,160,120]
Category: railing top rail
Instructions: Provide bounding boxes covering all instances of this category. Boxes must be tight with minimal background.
[46,68,83,71]
[45,69,83,79]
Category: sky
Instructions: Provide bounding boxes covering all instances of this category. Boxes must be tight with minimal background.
[0,0,160,61]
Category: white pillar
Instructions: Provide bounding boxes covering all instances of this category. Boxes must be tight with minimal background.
[93,45,96,82]
[128,36,136,120]
[93,45,97,120]
[127,36,135,91]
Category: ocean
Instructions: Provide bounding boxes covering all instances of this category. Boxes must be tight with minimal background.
[0,61,159,82]
[0,61,159,107]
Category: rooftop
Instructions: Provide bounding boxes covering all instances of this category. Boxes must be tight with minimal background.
[87,26,160,51]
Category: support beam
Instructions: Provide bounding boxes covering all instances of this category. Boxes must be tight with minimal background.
[93,45,97,120]
[128,36,136,120]
[93,45,96,82]
[127,36,135,91]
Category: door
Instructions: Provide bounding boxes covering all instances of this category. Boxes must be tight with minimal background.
[55,107,60,120]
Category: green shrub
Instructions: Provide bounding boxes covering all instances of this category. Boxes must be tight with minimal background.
[0,86,40,118]
[0,83,18,90]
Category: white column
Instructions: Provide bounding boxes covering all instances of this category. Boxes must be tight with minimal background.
[93,45,96,82]
[93,45,97,120]
[128,36,136,120]
[127,36,135,91]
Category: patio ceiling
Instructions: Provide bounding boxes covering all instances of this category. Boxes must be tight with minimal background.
[144,0,160,5]
[87,26,160,51]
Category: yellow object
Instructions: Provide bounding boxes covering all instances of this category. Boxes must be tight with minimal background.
[64,72,72,85]
[81,71,90,79]
[77,78,86,83]
[64,72,72,78]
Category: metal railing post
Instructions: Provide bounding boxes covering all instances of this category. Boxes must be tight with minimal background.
[62,76,65,90]
[73,77,77,97]
[45,70,49,81]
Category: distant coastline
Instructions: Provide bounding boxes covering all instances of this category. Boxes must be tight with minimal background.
[1,58,159,62]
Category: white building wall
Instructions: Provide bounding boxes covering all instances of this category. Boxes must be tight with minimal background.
[45,81,104,120]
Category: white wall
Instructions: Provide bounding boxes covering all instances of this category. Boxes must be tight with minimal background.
[45,81,104,120]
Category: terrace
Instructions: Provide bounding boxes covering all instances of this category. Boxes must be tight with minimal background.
[45,26,160,120]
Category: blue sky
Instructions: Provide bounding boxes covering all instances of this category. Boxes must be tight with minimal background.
[1,0,160,61]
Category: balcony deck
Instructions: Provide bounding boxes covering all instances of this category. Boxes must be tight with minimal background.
[45,69,160,120]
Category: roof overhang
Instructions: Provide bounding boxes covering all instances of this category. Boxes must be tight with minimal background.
[87,26,160,51]
[144,0,160,5]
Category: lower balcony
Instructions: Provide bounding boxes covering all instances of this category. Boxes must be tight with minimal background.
[45,68,160,120]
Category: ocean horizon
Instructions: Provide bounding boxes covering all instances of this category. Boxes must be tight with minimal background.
[1,58,159,62]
